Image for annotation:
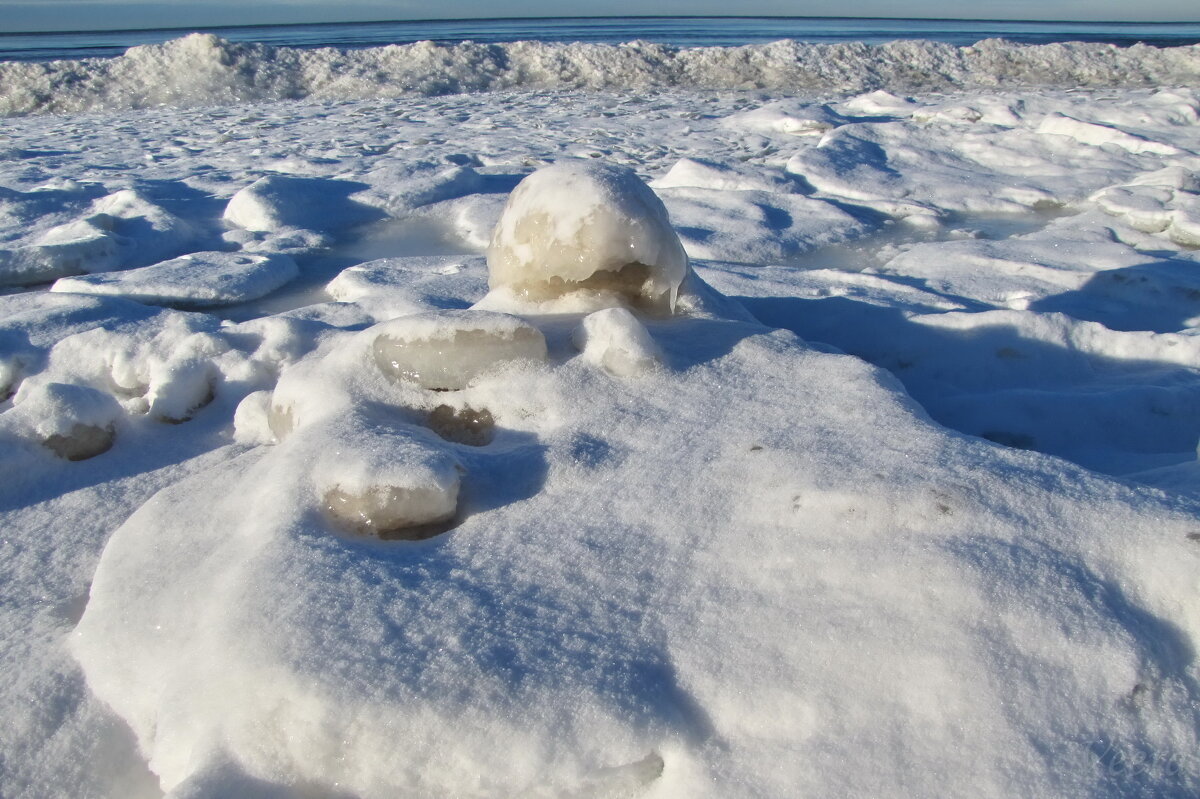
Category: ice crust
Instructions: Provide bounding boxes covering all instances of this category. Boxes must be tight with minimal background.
[3,67,1200,799]
[487,161,689,311]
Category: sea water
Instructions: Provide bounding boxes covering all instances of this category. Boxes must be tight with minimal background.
[3,15,1200,63]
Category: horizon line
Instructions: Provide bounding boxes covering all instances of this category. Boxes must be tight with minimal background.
[6,14,1200,38]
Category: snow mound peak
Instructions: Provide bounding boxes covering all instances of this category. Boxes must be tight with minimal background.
[487,161,689,313]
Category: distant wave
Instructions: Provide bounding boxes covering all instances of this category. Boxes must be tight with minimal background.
[3,32,1200,116]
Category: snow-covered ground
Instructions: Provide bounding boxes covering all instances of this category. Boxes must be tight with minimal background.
[3,35,1200,799]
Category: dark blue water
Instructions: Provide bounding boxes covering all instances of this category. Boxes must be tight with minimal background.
[2,16,1200,63]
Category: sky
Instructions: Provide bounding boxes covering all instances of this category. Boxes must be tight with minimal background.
[2,0,1199,33]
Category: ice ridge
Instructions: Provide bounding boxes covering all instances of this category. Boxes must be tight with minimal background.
[3,33,1200,116]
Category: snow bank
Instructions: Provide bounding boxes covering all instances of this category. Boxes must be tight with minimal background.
[6,34,1200,116]
[70,304,1200,798]
[0,189,198,286]
[486,161,689,312]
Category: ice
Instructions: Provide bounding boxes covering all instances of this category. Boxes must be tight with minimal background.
[316,429,462,537]
[371,310,547,390]
[325,255,489,322]
[51,251,298,307]
[720,101,844,136]
[426,404,495,446]
[486,161,689,312]
[9,381,122,460]
[572,307,663,377]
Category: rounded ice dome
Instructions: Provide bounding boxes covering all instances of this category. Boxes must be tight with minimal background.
[486,161,689,313]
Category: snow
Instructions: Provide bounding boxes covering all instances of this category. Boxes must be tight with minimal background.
[572,307,663,377]
[2,35,1200,799]
[51,251,298,307]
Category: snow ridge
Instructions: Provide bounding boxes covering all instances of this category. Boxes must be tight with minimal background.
[4,33,1200,116]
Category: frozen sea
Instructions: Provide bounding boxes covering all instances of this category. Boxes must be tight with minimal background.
[2,16,1200,799]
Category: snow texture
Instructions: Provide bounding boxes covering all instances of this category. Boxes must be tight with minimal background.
[1,52,1200,799]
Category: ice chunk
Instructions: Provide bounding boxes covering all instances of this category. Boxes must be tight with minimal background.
[315,432,461,538]
[427,404,495,446]
[486,161,689,313]
[51,251,298,307]
[12,381,121,460]
[572,307,663,378]
[325,256,489,322]
[371,310,547,391]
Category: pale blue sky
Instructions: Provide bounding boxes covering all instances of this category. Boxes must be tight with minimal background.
[3,0,1199,33]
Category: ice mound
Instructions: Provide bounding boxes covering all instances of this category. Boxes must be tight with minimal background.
[1091,170,1200,247]
[572,307,663,378]
[223,175,382,234]
[486,161,689,313]
[720,101,844,136]
[372,310,547,391]
[658,187,873,263]
[317,430,462,538]
[10,381,122,460]
[51,251,298,307]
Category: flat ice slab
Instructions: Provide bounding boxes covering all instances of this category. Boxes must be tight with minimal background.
[51,251,298,307]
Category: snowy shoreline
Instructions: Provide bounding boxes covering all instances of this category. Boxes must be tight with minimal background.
[4,32,1200,116]
[2,75,1200,797]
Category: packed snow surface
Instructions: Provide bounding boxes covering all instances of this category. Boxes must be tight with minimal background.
[1,54,1200,799]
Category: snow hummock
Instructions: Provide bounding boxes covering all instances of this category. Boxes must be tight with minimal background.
[486,161,689,312]
[572,307,663,377]
[51,251,298,307]
[9,380,122,460]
